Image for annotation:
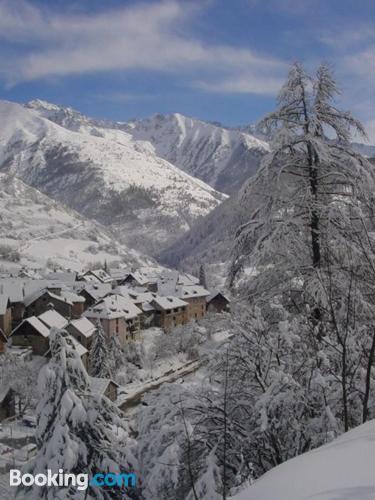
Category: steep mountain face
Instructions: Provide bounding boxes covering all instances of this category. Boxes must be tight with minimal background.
[128,113,269,194]
[0,100,225,255]
[0,173,152,271]
[158,176,261,282]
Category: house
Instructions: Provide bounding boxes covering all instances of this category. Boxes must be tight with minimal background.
[125,290,158,328]
[60,290,86,318]
[84,294,142,345]
[81,269,113,284]
[24,289,73,319]
[0,280,26,328]
[151,296,188,332]
[10,312,88,368]
[0,293,12,336]
[122,271,150,288]
[78,283,112,310]
[206,291,230,313]
[179,285,210,321]
[0,385,16,422]
[67,317,96,351]
[90,377,119,402]
[0,328,7,353]
[109,269,129,286]
[10,316,52,355]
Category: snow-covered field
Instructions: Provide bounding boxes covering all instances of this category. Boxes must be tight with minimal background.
[233,419,375,500]
[0,173,152,271]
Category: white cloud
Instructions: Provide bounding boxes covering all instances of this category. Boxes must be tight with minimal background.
[0,0,286,95]
[345,46,375,79]
[194,74,284,95]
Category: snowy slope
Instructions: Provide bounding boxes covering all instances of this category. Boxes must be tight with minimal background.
[0,173,152,271]
[233,419,375,500]
[128,113,269,194]
[351,141,375,158]
[0,100,225,255]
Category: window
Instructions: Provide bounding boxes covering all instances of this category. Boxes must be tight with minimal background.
[116,319,119,333]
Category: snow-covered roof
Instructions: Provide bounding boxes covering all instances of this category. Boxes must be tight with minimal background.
[177,272,200,286]
[109,269,128,280]
[206,290,230,302]
[84,294,142,320]
[0,280,24,302]
[42,271,77,283]
[233,419,375,500]
[152,296,188,310]
[180,285,210,299]
[125,271,150,286]
[89,376,119,395]
[0,278,72,304]
[60,290,85,303]
[81,283,112,301]
[69,336,88,357]
[68,317,96,338]
[127,290,157,303]
[11,316,50,338]
[38,310,68,330]
[24,288,72,307]
[83,269,113,283]
[112,286,136,302]
[0,384,12,403]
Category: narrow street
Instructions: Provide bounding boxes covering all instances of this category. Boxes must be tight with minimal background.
[118,359,202,411]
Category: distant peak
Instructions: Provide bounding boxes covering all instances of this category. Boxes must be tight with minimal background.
[26,99,62,111]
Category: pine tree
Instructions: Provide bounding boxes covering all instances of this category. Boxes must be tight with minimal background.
[230,63,374,322]
[199,264,207,289]
[19,328,141,500]
[107,334,124,377]
[229,63,375,438]
[90,321,112,379]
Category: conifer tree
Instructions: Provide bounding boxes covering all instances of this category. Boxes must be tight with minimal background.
[90,321,112,379]
[199,264,207,289]
[19,328,140,500]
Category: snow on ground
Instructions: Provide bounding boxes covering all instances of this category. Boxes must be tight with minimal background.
[233,419,375,500]
[0,173,152,271]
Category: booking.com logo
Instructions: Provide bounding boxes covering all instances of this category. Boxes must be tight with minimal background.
[9,469,137,491]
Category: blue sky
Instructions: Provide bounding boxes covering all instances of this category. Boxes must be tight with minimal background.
[0,0,374,138]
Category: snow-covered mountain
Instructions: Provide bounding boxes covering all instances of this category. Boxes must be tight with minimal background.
[128,113,270,194]
[158,176,260,277]
[0,173,151,271]
[351,141,375,158]
[0,100,225,255]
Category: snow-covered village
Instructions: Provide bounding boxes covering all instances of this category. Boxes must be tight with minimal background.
[1,1,375,499]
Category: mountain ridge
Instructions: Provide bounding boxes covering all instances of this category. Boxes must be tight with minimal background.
[0,99,225,256]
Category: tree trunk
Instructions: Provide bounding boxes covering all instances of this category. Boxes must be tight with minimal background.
[363,330,375,423]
